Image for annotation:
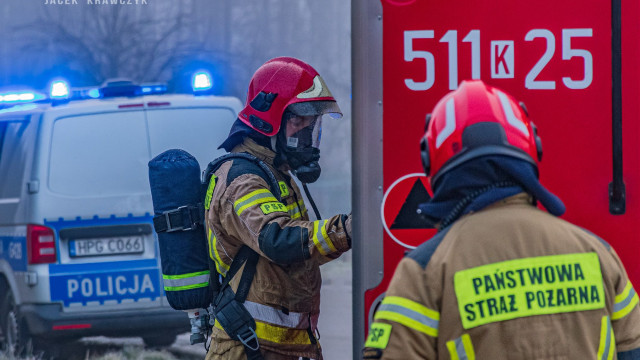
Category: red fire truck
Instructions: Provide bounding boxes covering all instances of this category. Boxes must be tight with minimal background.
[351,0,640,357]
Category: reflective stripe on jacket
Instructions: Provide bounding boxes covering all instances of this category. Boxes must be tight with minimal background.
[364,194,640,359]
[205,138,351,359]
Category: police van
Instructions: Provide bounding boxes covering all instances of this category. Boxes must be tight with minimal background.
[0,74,240,354]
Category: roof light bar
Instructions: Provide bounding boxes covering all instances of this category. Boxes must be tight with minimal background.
[138,84,167,96]
[1,77,171,107]
[87,89,102,99]
[0,91,46,105]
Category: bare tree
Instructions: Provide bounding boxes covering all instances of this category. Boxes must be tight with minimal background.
[18,3,205,85]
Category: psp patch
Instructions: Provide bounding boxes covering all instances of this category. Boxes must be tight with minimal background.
[454,252,605,329]
[364,322,392,349]
[278,181,290,197]
[260,202,288,215]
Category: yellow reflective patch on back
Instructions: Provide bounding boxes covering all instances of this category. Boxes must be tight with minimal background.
[204,175,217,210]
[365,323,392,349]
[259,202,288,215]
[278,181,290,197]
[454,252,605,329]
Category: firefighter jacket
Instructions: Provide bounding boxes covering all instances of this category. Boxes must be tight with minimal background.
[204,137,352,359]
[364,194,640,359]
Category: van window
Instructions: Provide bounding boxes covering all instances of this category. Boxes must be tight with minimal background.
[49,111,150,196]
[146,107,236,169]
[0,119,33,199]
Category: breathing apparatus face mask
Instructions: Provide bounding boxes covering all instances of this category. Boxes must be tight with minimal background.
[276,112,323,183]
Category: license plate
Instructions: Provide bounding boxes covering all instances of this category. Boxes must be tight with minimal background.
[69,236,144,257]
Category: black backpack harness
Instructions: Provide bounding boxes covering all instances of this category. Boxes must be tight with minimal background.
[201,153,284,360]
[155,152,318,360]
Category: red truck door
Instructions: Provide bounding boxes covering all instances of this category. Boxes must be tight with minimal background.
[352,0,640,356]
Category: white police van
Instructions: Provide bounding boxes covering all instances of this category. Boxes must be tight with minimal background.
[0,74,240,354]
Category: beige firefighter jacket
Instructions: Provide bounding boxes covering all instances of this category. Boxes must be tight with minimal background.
[364,194,640,359]
[204,138,351,360]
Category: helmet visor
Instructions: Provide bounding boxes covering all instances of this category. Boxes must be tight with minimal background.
[287,100,342,119]
[285,114,323,149]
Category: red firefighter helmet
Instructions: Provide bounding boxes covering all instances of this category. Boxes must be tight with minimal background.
[238,57,342,137]
[421,80,543,187]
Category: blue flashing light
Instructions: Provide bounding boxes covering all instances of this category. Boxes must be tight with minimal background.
[138,84,167,96]
[50,80,70,99]
[87,89,101,99]
[0,91,46,105]
[192,71,213,92]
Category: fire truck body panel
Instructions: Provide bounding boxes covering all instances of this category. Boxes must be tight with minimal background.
[352,0,640,356]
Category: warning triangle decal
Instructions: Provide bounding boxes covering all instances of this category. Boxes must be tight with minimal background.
[390,179,433,229]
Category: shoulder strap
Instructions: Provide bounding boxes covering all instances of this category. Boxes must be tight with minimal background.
[205,152,277,295]
[203,152,282,202]
[218,245,259,302]
[203,152,279,296]
[205,153,277,360]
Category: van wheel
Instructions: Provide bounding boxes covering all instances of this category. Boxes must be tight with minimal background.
[1,292,30,356]
[142,333,177,348]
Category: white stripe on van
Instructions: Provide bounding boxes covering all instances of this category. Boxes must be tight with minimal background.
[0,198,19,204]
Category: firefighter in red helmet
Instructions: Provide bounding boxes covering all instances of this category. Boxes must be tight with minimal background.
[363,80,640,359]
[204,57,351,360]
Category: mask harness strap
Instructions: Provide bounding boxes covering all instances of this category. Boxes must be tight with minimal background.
[302,183,322,220]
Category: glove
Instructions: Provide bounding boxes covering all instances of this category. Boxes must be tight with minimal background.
[344,213,352,247]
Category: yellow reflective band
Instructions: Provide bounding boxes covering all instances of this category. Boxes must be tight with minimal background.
[374,296,439,337]
[260,202,288,215]
[615,282,633,303]
[319,220,336,252]
[204,175,217,210]
[234,189,277,216]
[447,341,458,360]
[382,296,440,320]
[278,181,290,197]
[287,200,306,219]
[311,221,325,255]
[312,220,337,255]
[613,281,639,320]
[255,321,311,345]
[298,200,307,215]
[208,228,214,261]
[446,334,475,360]
[162,270,209,280]
[597,316,616,360]
[364,323,392,349]
[208,228,229,275]
[214,320,311,345]
[288,202,302,219]
[454,252,605,330]
[162,270,210,291]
